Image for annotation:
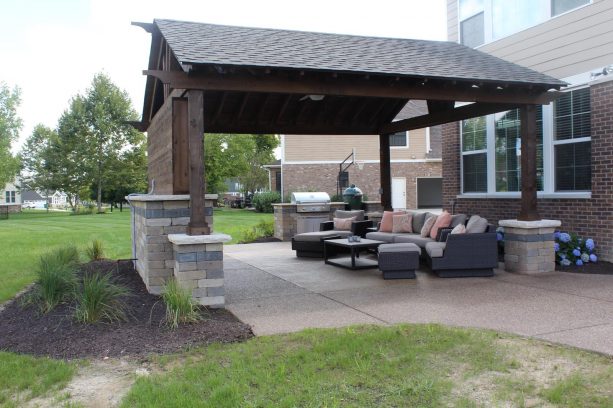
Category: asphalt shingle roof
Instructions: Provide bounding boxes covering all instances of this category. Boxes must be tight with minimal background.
[154,19,565,87]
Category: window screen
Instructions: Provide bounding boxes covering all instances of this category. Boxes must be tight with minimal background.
[389,132,407,147]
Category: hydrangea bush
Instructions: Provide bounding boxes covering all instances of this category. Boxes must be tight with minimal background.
[554,231,597,266]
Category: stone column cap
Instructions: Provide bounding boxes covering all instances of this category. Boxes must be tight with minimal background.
[499,219,561,229]
[126,194,218,202]
[168,233,231,245]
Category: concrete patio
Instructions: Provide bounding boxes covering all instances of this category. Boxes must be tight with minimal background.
[225,241,613,355]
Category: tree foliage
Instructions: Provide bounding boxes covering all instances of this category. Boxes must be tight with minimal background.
[0,83,22,186]
[204,134,278,194]
[20,74,146,210]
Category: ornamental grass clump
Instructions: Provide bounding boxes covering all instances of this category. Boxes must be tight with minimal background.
[74,272,130,323]
[27,245,80,313]
[162,278,201,329]
[554,231,597,266]
[85,239,105,261]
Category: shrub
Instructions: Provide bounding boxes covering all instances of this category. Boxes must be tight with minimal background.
[555,231,597,266]
[252,191,281,213]
[85,240,105,261]
[74,272,130,323]
[28,246,80,313]
[162,279,201,329]
[238,219,275,243]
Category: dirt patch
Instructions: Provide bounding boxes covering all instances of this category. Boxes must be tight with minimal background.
[556,260,613,275]
[0,261,253,359]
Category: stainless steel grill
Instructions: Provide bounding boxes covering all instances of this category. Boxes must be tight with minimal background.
[291,192,331,213]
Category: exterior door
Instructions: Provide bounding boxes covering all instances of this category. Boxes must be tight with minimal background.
[417,177,442,208]
[392,177,406,210]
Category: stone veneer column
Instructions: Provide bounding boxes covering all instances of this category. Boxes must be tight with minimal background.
[128,194,217,294]
[167,233,231,307]
[499,219,561,274]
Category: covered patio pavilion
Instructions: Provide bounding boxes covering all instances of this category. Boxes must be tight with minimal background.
[132,19,565,306]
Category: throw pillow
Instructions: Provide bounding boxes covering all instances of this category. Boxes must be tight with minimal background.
[430,211,453,239]
[335,210,365,221]
[450,214,467,228]
[420,215,437,238]
[450,224,466,234]
[392,213,413,233]
[380,211,404,233]
[333,216,356,231]
[465,215,489,233]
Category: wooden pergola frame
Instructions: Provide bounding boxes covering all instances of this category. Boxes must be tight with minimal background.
[136,21,563,235]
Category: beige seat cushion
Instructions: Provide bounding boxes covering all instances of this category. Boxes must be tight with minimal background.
[393,234,434,248]
[426,242,446,258]
[365,231,399,243]
[379,243,421,255]
[466,215,489,234]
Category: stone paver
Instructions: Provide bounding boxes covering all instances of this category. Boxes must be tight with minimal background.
[224,242,613,355]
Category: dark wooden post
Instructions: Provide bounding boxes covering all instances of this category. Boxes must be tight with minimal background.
[518,104,540,221]
[379,134,392,211]
[187,90,210,235]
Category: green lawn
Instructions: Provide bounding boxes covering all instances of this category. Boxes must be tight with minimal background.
[0,352,76,407]
[0,208,272,303]
[122,324,613,407]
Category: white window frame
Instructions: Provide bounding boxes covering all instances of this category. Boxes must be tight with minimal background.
[457,0,592,49]
[426,127,432,153]
[460,119,488,194]
[551,85,592,192]
[390,131,409,149]
[458,85,592,199]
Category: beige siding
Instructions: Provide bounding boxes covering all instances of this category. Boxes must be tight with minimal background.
[449,0,613,79]
[283,128,430,162]
[447,0,458,43]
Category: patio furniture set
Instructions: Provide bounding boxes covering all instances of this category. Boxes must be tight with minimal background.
[292,209,498,279]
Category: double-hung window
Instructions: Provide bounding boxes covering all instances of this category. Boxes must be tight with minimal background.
[461,116,487,193]
[494,107,544,192]
[389,132,408,148]
[5,191,16,203]
[553,87,591,191]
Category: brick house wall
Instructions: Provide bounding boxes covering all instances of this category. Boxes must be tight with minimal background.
[283,161,441,209]
[442,79,613,262]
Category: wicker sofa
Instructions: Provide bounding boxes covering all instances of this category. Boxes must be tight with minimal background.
[365,211,467,251]
[291,210,373,258]
[424,223,498,277]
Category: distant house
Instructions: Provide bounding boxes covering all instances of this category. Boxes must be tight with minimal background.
[1,178,21,206]
[21,190,47,209]
[48,190,68,208]
[263,159,281,194]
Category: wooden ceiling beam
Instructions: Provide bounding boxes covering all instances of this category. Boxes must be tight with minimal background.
[380,102,521,134]
[144,70,560,105]
[211,92,227,124]
[275,94,292,123]
[204,122,378,135]
[235,93,250,122]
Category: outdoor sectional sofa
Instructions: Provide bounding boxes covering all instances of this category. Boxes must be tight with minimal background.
[292,210,372,258]
[366,212,498,277]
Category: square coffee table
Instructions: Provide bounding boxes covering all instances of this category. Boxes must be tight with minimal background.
[323,238,384,270]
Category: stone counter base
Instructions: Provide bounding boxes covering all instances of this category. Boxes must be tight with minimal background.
[500,219,561,274]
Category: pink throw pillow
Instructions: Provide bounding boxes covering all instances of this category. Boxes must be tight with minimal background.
[379,211,404,233]
[333,216,356,231]
[430,211,453,239]
[420,215,437,238]
[392,214,413,233]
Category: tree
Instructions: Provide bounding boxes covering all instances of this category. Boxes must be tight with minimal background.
[20,124,58,210]
[203,134,279,195]
[0,83,22,187]
[56,73,144,211]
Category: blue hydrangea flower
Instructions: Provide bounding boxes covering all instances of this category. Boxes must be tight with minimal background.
[554,231,561,240]
[590,254,598,263]
[572,249,581,257]
[576,259,583,266]
[585,239,595,251]
[554,242,560,252]
[497,232,504,241]
[559,253,567,259]
[559,233,571,243]
[561,259,571,266]
[581,253,590,263]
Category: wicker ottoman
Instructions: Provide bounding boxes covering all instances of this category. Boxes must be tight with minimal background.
[378,243,421,279]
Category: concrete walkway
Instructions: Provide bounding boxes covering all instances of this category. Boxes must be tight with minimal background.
[224,242,613,355]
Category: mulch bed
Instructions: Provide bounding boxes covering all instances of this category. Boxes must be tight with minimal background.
[0,261,253,359]
[556,260,613,275]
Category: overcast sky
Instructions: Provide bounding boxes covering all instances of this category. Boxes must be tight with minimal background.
[1,0,447,151]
